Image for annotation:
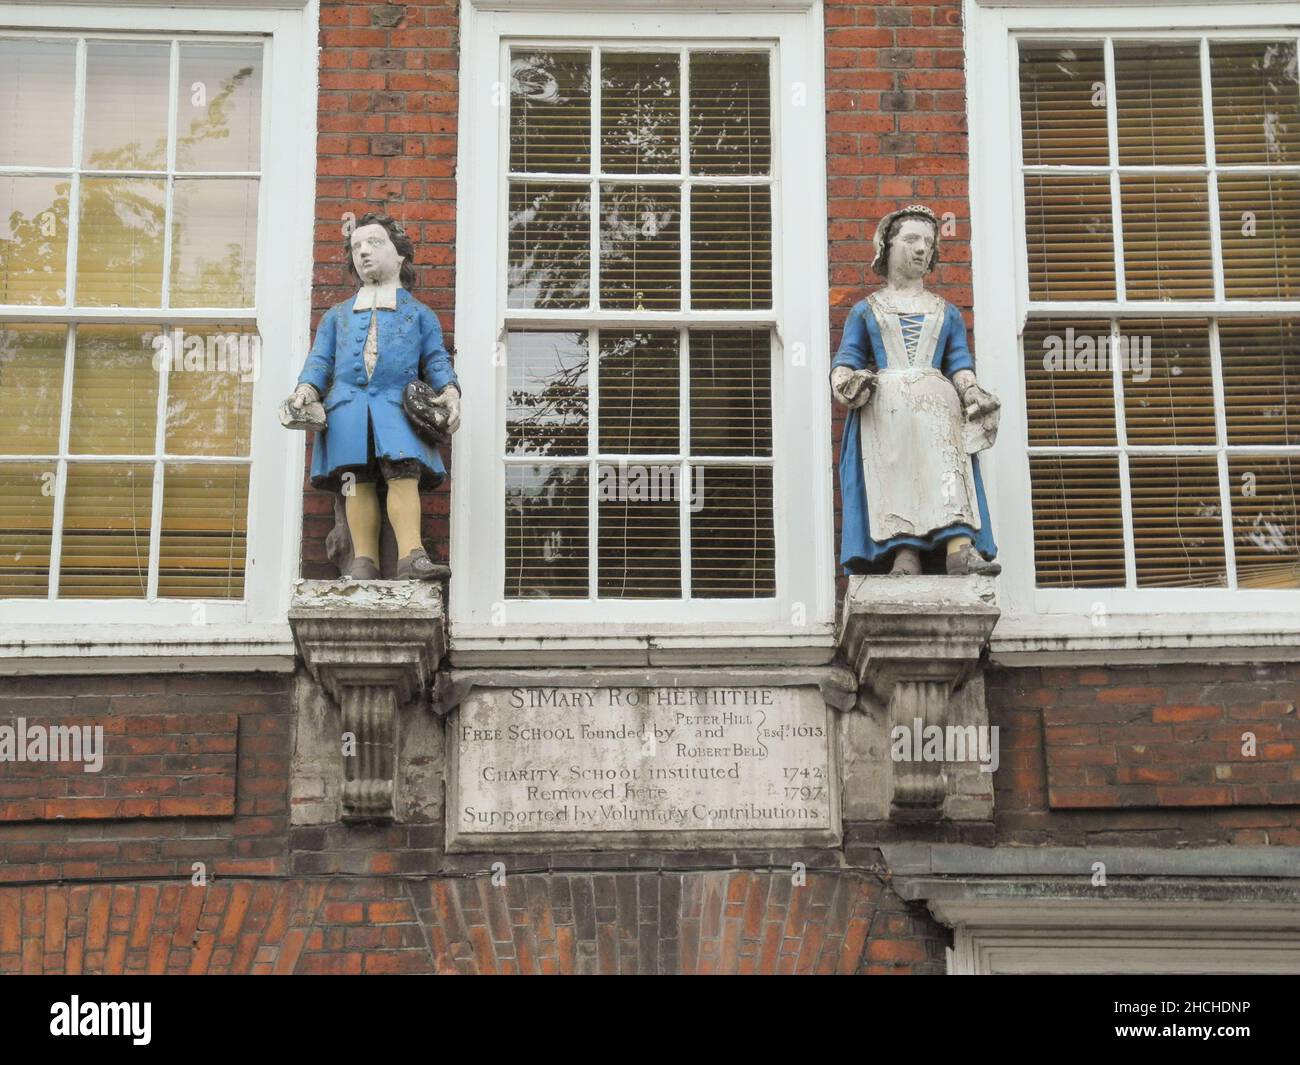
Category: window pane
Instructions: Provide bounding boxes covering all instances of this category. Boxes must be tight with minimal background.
[507,182,590,309]
[83,42,169,171]
[1018,43,1108,166]
[76,177,165,307]
[1120,318,1215,446]
[1024,175,1116,301]
[598,478,680,598]
[1029,454,1126,587]
[1229,455,1300,589]
[1115,41,1204,166]
[506,330,588,457]
[0,175,69,305]
[1219,318,1300,446]
[599,183,680,310]
[68,324,159,455]
[164,326,257,456]
[1120,176,1213,300]
[601,52,680,175]
[598,331,679,454]
[690,329,772,456]
[690,185,771,309]
[1211,41,1300,166]
[158,462,247,598]
[689,52,770,175]
[1129,454,1226,588]
[690,464,774,598]
[59,462,153,598]
[170,178,259,307]
[509,51,590,174]
[0,39,75,167]
[0,324,65,454]
[0,462,54,597]
[505,464,588,598]
[1023,318,1117,447]
[176,43,264,173]
[1218,173,1300,300]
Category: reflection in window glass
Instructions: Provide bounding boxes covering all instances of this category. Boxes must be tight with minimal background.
[69,325,160,455]
[76,177,166,306]
[177,43,264,173]
[506,331,588,458]
[170,178,259,307]
[0,39,76,167]
[0,175,70,305]
[0,32,265,603]
[83,41,170,171]
[0,324,66,454]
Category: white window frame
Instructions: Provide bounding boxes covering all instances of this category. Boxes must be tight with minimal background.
[936,899,1300,975]
[451,0,833,657]
[966,0,1300,660]
[0,0,317,661]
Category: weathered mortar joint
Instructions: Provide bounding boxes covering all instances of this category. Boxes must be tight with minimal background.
[289,580,447,821]
[837,575,999,822]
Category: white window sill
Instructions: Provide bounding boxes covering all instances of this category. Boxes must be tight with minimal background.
[990,611,1300,665]
[449,630,837,667]
[0,623,296,674]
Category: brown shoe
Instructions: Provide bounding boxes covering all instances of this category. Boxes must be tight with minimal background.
[888,547,922,576]
[395,547,440,581]
[946,544,1001,577]
[347,556,380,579]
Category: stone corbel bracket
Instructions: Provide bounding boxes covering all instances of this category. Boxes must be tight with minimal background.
[837,575,999,820]
[289,580,446,821]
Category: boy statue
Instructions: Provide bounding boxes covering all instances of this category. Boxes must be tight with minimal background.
[830,204,1001,578]
[283,213,461,580]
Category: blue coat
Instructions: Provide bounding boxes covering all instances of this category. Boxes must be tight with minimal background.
[831,297,996,571]
[297,288,459,488]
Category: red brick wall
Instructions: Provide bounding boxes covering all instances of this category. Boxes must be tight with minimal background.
[0,871,945,975]
[0,674,291,883]
[989,663,1300,845]
[0,713,237,823]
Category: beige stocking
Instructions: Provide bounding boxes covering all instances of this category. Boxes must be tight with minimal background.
[344,482,381,562]
[385,478,424,559]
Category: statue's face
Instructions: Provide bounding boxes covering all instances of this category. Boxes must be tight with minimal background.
[887,217,935,282]
[351,223,404,285]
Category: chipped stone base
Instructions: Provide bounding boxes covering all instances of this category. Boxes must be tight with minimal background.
[289,580,447,823]
[837,575,1000,822]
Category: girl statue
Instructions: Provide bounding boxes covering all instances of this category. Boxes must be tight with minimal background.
[830,204,1001,577]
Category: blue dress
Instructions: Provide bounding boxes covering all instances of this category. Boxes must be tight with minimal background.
[297,288,459,490]
[831,295,997,572]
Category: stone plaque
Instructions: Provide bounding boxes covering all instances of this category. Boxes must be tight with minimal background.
[447,685,839,851]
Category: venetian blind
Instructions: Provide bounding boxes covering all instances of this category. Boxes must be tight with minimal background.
[1019,38,1300,591]
[504,48,776,600]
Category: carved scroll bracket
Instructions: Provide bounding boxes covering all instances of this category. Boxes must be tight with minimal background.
[289,580,446,821]
[837,575,1000,821]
